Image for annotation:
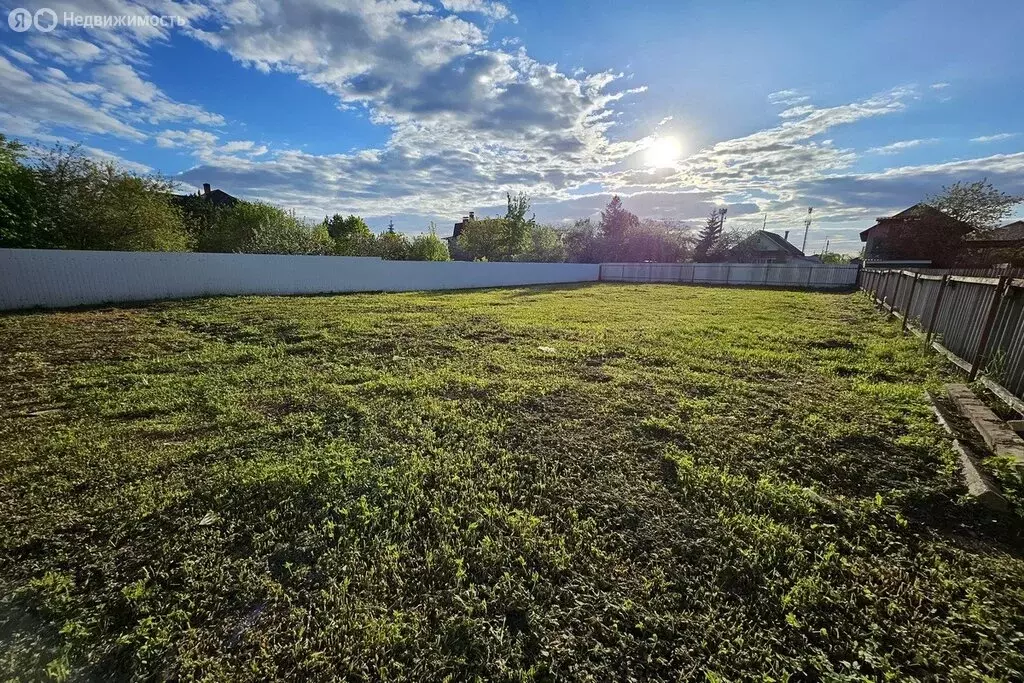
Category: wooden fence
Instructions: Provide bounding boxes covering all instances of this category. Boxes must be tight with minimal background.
[861,268,1024,409]
[599,262,859,288]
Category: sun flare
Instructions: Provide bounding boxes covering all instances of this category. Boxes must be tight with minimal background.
[644,135,682,168]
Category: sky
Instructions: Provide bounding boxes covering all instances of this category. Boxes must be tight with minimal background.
[2,0,1023,253]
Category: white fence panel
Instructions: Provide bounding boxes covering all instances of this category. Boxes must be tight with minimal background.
[0,249,601,310]
[600,262,859,288]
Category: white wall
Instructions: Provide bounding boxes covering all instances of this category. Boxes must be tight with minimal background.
[0,249,601,310]
[599,262,859,288]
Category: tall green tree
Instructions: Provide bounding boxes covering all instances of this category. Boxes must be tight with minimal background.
[599,195,639,242]
[501,191,535,259]
[694,207,727,261]
[457,217,506,261]
[927,178,1024,230]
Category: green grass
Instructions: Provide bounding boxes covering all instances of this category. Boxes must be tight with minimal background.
[1,284,1022,681]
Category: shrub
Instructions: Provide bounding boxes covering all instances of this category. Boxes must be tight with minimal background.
[200,201,331,255]
[408,232,450,261]
[0,138,188,252]
[374,229,411,260]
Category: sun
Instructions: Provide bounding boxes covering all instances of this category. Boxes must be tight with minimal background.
[644,135,682,168]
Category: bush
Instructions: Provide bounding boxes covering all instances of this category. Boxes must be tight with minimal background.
[325,214,374,256]
[0,136,49,249]
[457,217,508,261]
[518,225,566,262]
[374,229,410,260]
[199,201,331,255]
[0,138,188,252]
[408,232,450,261]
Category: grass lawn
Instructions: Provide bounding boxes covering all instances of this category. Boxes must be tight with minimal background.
[1,283,1022,681]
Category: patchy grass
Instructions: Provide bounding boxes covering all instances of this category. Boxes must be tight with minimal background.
[1,284,1022,681]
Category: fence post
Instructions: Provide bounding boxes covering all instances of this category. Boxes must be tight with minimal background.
[725,263,732,285]
[968,276,1009,382]
[806,265,814,288]
[901,273,919,334]
[924,274,949,345]
[888,271,903,313]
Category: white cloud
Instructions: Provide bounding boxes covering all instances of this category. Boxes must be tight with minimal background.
[0,54,146,140]
[767,89,810,106]
[28,35,104,64]
[930,82,950,90]
[2,48,36,64]
[440,0,516,22]
[866,138,939,155]
[970,132,1017,143]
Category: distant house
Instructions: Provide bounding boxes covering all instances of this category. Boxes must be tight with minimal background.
[859,203,972,268]
[727,230,816,263]
[173,183,239,208]
[963,220,1024,267]
[445,211,475,261]
[965,220,1024,249]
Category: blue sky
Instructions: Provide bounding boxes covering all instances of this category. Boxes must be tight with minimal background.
[2,0,1023,253]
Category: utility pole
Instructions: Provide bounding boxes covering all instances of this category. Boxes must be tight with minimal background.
[800,207,813,254]
[762,214,767,230]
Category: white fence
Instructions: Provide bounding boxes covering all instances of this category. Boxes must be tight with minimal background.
[0,250,862,311]
[0,249,600,310]
[599,262,859,288]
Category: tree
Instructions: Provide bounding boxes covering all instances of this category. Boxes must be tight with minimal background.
[177,193,226,250]
[621,219,692,263]
[518,224,566,262]
[816,251,852,264]
[0,134,49,248]
[928,179,1023,231]
[501,191,535,259]
[457,217,506,261]
[694,207,727,261]
[374,227,410,260]
[323,213,374,255]
[565,218,602,263]
[408,229,450,261]
[31,144,187,252]
[599,195,639,242]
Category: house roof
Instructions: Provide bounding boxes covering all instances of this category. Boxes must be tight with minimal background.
[172,188,239,208]
[742,230,807,257]
[858,203,973,241]
[966,220,1024,243]
[203,189,239,206]
[757,229,802,255]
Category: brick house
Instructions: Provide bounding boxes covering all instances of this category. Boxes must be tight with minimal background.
[858,203,972,267]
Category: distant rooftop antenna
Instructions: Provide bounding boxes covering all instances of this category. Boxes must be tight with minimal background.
[800,207,814,253]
